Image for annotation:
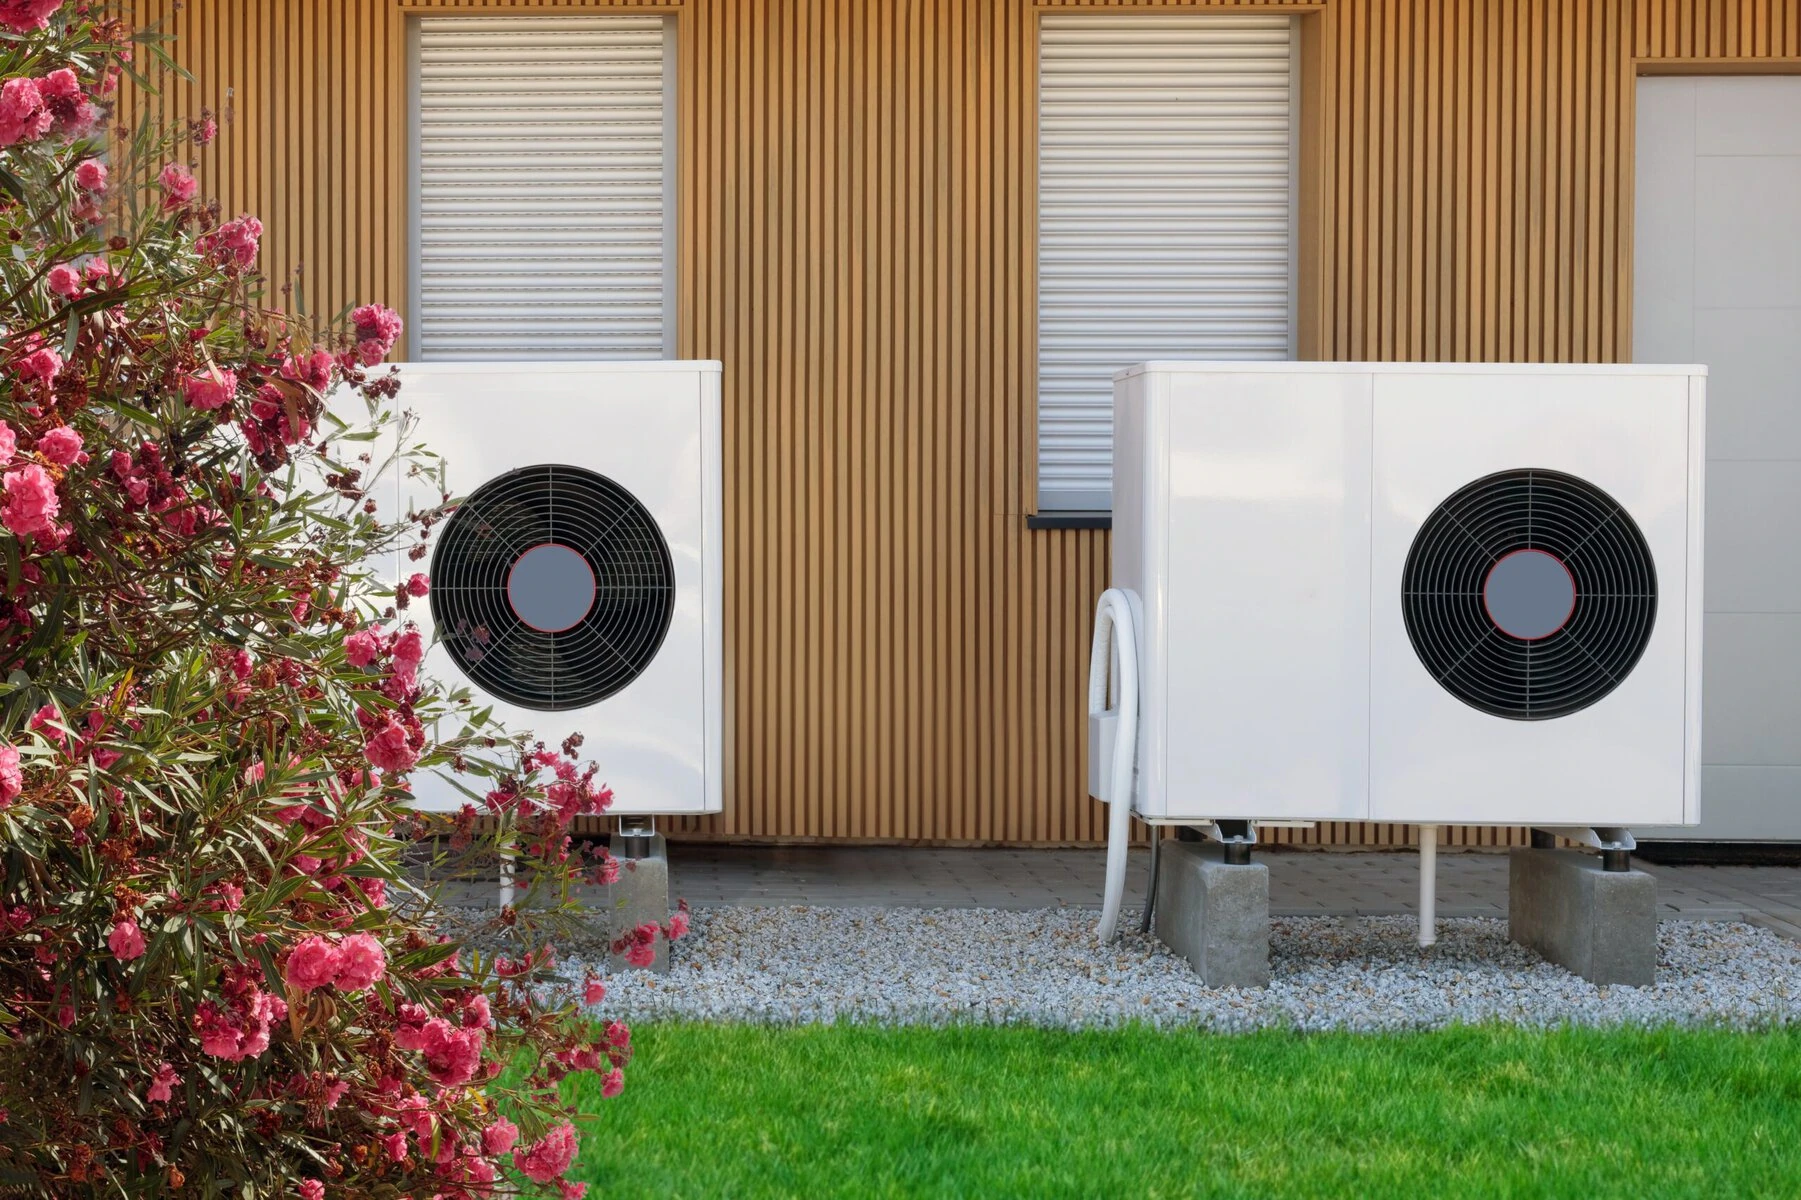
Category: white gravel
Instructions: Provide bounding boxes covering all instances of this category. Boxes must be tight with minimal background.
[565,906,1801,1031]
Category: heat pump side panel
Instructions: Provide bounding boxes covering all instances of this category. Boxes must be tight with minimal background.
[1683,374,1705,825]
[396,362,720,816]
[1141,367,1373,822]
[1368,369,1697,826]
[1109,369,1168,818]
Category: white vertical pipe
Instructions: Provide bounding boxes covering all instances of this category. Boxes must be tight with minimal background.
[1091,589,1139,942]
[1418,824,1437,948]
[499,842,516,909]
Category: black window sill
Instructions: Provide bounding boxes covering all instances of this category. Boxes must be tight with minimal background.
[1026,511,1112,531]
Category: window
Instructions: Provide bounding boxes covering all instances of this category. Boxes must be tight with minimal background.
[1036,13,1298,512]
[411,15,676,361]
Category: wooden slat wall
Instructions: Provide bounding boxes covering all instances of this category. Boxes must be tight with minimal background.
[125,0,1798,847]
[1637,0,1801,57]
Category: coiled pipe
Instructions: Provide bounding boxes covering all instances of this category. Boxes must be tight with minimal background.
[1090,588,1139,942]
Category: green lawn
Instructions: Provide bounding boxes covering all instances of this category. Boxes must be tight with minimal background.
[562,1023,1801,1199]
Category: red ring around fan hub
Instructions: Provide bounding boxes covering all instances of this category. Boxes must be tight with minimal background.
[1482,548,1577,641]
[506,543,597,633]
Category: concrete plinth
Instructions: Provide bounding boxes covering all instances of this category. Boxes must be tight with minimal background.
[1508,848,1657,986]
[1154,841,1270,988]
[607,833,671,974]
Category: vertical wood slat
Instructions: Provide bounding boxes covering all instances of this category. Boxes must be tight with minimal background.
[127,0,1795,848]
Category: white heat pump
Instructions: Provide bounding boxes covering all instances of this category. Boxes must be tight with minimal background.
[394,361,723,816]
[1091,362,1705,853]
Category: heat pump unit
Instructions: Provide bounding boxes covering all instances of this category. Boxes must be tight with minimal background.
[394,362,723,816]
[1089,363,1705,929]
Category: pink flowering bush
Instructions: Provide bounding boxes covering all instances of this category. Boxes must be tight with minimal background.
[0,7,631,1195]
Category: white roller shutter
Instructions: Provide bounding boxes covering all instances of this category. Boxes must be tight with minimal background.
[412,15,674,361]
[1037,14,1297,511]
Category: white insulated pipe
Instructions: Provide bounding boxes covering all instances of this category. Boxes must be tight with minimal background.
[1090,588,1139,943]
[1418,823,1438,948]
[499,843,517,909]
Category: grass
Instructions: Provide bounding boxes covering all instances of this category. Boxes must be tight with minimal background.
[560,1022,1801,1199]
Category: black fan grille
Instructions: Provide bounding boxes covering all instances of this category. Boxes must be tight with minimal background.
[430,464,675,711]
[1401,469,1657,720]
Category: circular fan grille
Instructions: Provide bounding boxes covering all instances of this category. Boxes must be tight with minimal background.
[430,464,674,711]
[1401,468,1657,720]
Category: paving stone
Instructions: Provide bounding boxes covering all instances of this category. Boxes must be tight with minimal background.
[410,845,1801,944]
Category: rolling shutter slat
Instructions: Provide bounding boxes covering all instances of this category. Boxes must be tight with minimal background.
[415,16,671,362]
[1037,15,1296,511]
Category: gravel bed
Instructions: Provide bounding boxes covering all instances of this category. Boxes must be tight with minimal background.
[553,906,1801,1032]
[428,905,618,962]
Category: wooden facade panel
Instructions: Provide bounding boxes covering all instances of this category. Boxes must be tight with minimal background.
[1636,0,1801,58]
[127,0,1799,846]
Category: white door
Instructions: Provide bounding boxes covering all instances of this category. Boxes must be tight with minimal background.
[1634,76,1801,840]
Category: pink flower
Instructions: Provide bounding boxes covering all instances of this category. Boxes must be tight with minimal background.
[390,627,424,683]
[343,627,381,667]
[0,744,20,806]
[192,114,218,146]
[604,1021,630,1050]
[666,910,690,940]
[182,366,237,410]
[381,1130,408,1162]
[583,976,606,1006]
[559,1183,588,1200]
[284,935,341,993]
[0,421,15,468]
[27,704,61,744]
[3,465,60,539]
[193,987,284,1061]
[14,343,61,384]
[199,214,262,269]
[513,1122,578,1184]
[0,1,63,34]
[159,163,198,210]
[600,1067,624,1099]
[332,932,385,991]
[206,881,244,912]
[363,715,418,774]
[458,992,492,1031]
[35,426,81,466]
[297,1181,323,1200]
[108,918,146,961]
[34,69,93,137]
[46,264,81,299]
[414,1017,484,1086]
[74,158,106,192]
[146,1062,178,1103]
[481,1116,519,1156]
[281,349,334,392]
[353,875,387,909]
[403,572,430,598]
[0,76,51,148]
[350,304,404,365]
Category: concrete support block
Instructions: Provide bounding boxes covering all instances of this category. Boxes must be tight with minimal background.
[607,833,671,974]
[1508,848,1657,986]
[1154,841,1270,988]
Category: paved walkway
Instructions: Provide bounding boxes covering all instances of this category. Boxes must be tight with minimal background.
[431,845,1801,940]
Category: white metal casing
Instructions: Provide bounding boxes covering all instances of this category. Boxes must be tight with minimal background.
[1109,361,1707,828]
[395,361,723,816]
